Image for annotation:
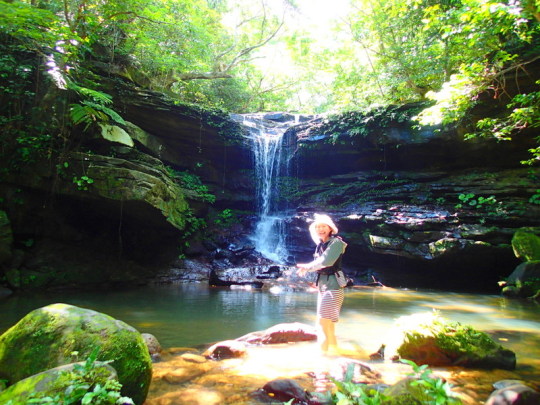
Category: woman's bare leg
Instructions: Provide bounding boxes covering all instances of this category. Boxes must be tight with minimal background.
[318,317,338,353]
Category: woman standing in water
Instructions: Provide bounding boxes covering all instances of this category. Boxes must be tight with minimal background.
[297,213,348,355]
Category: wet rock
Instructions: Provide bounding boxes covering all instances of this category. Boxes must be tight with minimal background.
[0,303,152,404]
[154,259,212,284]
[261,378,312,404]
[142,333,162,360]
[180,353,207,363]
[369,344,386,360]
[256,265,283,279]
[203,340,247,359]
[238,322,318,344]
[493,380,528,390]
[485,382,540,405]
[209,269,264,288]
[0,286,13,299]
[502,261,540,298]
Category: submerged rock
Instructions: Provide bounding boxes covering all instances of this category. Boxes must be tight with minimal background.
[485,382,540,405]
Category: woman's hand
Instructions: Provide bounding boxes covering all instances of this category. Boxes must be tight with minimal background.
[297,264,309,277]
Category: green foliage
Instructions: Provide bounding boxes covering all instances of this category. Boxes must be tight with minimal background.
[319,360,461,405]
[400,360,461,405]
[68,84,126,130]
[0,1,71,48]
[73,175,94,191]
[323,363,387,405]
[434,325,498,359]
[530,189,540,205]
[319,104,428,144]
[455,193,497,210]
[27,347,134,405]
[14,132,53,164]
[177,210,207,257]
[213,209,237,227]
[466,80,540,165]
[522,277,540,291]
[56,162,70,178]
[167,168,216,204]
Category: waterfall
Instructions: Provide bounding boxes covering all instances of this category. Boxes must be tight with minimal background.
[234,114,293,263]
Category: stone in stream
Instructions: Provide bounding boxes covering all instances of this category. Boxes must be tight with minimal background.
[485,381,540,405]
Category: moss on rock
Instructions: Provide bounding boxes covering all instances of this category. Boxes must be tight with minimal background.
[395,312,515,370]
[512,229,540,261]
[0,361,117,404]
[0,303,152,404]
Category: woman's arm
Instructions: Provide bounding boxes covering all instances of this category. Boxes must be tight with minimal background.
[297,238,346,275]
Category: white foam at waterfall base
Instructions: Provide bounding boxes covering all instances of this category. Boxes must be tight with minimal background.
[251,215,289,263]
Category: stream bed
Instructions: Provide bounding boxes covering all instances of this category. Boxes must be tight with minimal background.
[1,284,539,404]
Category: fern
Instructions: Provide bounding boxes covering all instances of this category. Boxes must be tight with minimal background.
[69,100,126,130]
[83,101,126,125]
[67,81,125,130]
[68,82,113,105]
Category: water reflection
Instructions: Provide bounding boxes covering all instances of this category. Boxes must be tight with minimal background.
[3,285,539,404]
[1,285,539,362]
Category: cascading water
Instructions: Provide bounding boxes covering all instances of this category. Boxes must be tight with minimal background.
[234,114,294,263]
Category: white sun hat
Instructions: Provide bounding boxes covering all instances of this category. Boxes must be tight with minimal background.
[308,213,338,244]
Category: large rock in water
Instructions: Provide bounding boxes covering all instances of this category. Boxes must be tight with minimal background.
[0,303,152,404]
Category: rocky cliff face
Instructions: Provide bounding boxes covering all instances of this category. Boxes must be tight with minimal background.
[0,73,256,291]
[1,69,539,293]
[282,107,540,291]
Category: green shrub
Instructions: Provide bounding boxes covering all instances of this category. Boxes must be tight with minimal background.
[26,347,134,405]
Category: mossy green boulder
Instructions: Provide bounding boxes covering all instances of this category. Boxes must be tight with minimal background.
[395,312,515,370]
[512,229,540,261]
[0,303,152,404]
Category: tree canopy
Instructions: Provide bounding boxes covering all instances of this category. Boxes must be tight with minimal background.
[0,0,539,162]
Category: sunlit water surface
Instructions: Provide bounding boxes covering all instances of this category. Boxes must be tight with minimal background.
[1,285,539,404]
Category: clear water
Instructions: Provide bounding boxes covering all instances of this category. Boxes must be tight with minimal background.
[2,285,540,404]
[1,285,539,364]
